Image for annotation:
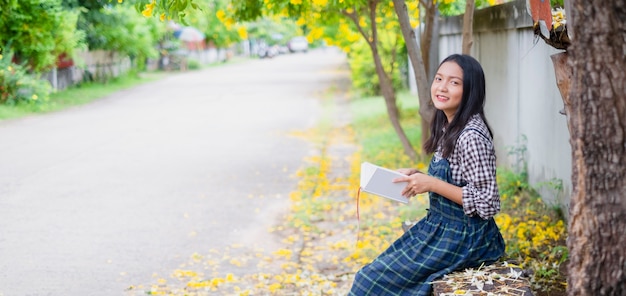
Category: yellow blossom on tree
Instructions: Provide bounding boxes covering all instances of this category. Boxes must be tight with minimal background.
[312,0,328,6]
[290,0,302,4]
[216,9,227,22]
[307,27,324,42]
[359,16,367,27]
[237,27,248,39]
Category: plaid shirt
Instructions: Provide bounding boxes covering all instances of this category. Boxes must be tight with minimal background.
[435,114,500,219]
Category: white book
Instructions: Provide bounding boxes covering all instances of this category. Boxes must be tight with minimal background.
[360,162,410,203]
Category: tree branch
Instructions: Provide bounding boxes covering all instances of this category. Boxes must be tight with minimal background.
[341,7,371,44]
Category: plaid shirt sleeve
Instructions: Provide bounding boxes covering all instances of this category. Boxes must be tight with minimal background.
[456,128,501,220]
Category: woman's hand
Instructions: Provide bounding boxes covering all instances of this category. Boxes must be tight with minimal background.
[396,168,420,176]
[393,172,432,198]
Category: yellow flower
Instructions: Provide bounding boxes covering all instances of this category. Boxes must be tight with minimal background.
[159,13,165,21]
[268,283,281,292]
[225,273,236,282]
[274,248,293,259]
[229,258,243,266]
[237,26,248,39]
[290,0,302,4]
[216,9,226,22]
[142,0,155,17]
[32,94,38,100]
[210,277,225,287]
[359,16,367,27]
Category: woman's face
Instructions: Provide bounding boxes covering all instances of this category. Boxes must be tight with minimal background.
[431,61,464,122]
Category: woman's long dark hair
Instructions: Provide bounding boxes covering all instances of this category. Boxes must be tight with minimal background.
[423,54,493,157]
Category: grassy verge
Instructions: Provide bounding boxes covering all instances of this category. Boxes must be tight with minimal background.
[0,71,167,121]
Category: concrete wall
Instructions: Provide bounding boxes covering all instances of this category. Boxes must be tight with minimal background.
[44,50,132,90]
[436,0,572,210]
[46,48,232,90]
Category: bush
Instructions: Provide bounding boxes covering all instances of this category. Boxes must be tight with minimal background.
[187,58,201,70]
[347,38,407,97]
[0,0,85,72]
[0,50,52,105]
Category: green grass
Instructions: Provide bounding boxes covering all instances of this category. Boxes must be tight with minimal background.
[349,91,423,168]
[0,71,168,122]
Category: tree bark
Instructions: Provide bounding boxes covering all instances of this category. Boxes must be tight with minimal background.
[419,1,437,151]
[461,0,474,54]
[368,0,417,161]
[566,1,626,295]
[419,0,436,77]
[392,0,434,157]
[551,52,571,115]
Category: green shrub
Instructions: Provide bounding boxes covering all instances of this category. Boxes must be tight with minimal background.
[0,0,85,72]
[347,38,407,97]
[0,50,52,105]
[187,58,201,70]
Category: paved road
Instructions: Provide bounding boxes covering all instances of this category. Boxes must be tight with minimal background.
[0,48,348,295]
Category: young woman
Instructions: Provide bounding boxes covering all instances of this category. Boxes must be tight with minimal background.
[349,54,505,295]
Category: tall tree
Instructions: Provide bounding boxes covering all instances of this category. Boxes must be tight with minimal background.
[461,0,474,54]
[340,0,418,160]
[392,0,434,156]
[564,1,626,294]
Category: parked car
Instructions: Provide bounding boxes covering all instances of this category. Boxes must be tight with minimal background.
[288,37,309,53]
[257,42,279,59]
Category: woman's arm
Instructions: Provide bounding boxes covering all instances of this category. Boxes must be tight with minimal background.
[458,131,500,219]
[393,130,500,219]
[394,173,464,205]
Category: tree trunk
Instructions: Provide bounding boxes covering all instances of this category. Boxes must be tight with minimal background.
[392,0,434,157]
[366,0,418,161]
[461,0,475,54]
[419,0,436,77]
[566,1,626,295]
[419,1,438,151]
